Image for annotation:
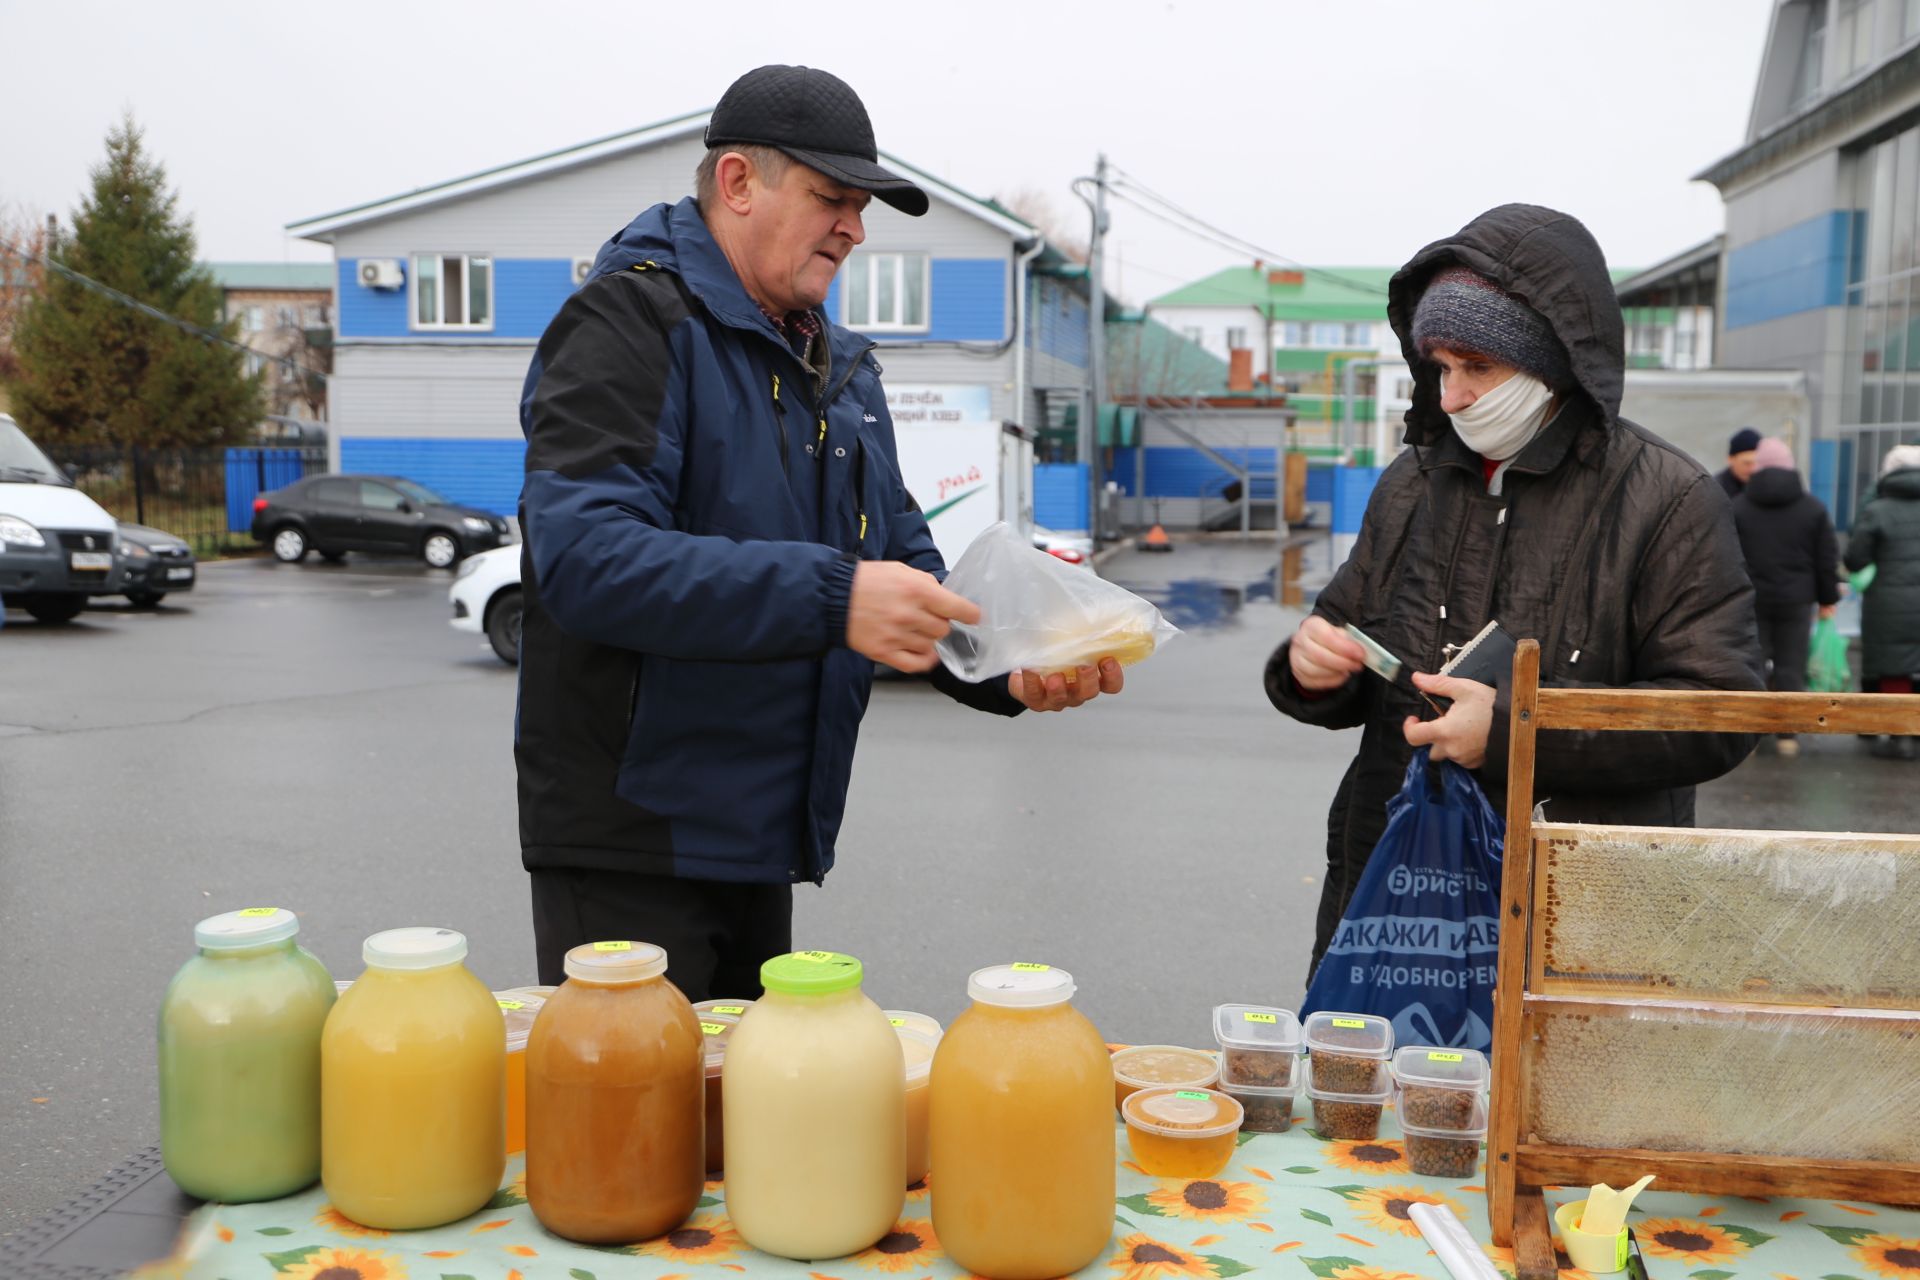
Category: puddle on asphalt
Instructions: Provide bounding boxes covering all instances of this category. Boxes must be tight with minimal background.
[1115,538,1340,631]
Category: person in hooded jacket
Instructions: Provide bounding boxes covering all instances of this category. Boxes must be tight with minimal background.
[515,66,1124,999]
[1845,443,1920,759]
[1730,437,1840,757]
[1267,204,1764,972]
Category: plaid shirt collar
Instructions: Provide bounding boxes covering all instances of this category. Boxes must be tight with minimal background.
[759,303,823,346]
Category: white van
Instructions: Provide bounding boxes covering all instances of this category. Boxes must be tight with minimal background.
[0,414,123,623]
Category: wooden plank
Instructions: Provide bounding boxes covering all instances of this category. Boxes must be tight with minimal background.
[1512,1189,1555,1280]
[1532,688,1919,735]
[1525,991,1920,1027]
[1517,1144,1920,1203]
[1489,639,1543,1247]
[1534,822,1920,849]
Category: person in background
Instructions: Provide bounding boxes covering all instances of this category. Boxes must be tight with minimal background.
[1730,436,1840,758]
[1717,427,1762,500]
[1845,443,1920,760]
[1266,204,1762,973]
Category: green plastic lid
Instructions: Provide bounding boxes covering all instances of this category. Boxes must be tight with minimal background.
[760,950,864,996]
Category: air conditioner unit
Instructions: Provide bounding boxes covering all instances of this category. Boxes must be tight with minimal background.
[572,258,595,286]
[357,258,404,290]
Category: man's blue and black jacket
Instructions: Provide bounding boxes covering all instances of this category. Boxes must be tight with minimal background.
[516,197,1018,886]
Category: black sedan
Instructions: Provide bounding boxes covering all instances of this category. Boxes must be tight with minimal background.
[116,521,196,607]
[250,474,511,569]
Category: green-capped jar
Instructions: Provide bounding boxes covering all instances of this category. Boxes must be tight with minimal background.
[158,907,336,1202]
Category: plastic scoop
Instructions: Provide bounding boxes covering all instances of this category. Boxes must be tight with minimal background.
[1581,1174,1654,1238]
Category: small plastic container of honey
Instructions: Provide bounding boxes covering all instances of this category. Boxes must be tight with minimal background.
[1122,1086,1243,1178]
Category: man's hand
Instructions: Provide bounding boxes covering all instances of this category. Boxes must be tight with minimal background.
[847,562,981,673]
[1010,659,1124,712]
[1402,672,1496,768]
[1291,615,1366,691]
[1819,603,1838,620]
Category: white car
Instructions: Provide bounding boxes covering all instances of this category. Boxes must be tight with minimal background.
[1,414,125,623]
[449,543,522,663]
[1033,524,1095,568]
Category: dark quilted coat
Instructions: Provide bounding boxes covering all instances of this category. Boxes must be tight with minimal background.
[1844,464,1920,680]
[1265,204,1764,967]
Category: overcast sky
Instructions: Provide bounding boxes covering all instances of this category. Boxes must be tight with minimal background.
[2,0,1772,302]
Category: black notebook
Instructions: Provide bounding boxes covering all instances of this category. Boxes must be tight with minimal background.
[1439,620,1517,688]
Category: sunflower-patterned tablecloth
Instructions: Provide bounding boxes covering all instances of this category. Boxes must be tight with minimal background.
[148,1114,1920,1280]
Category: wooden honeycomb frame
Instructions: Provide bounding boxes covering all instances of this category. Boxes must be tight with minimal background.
[1489,639,1920,1280]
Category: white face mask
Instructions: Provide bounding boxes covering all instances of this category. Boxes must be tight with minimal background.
[1444,369,1555,461]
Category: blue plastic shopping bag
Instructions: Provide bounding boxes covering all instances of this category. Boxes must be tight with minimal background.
[1301,747,1505,1051]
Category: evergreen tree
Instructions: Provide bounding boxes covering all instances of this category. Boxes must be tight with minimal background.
[9,113,263,448]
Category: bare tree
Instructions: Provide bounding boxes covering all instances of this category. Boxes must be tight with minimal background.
[266,303,331,422]
[0,205,51,391]
[996,187,1089,264]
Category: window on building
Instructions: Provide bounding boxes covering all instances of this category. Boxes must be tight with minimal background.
[244,351,263,376]
[1792,0,1828,105]
[1835,0,1879,78]
[413,253,493,329]
[1344,322,1372,345]
[1840,121,1920,517]
[1908,0,1920,39]
[302,305,328,328]
[842,252,929,330]
[1311,322,1345,346]
[242,305,264,333]
[1224,326,1249,350]
[1181,325,1204,344]
[1279,322,1305,346]
[275,306,298,328]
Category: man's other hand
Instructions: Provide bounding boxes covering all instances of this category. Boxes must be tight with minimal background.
[1010,659,1124,712]
[846,561,981,673]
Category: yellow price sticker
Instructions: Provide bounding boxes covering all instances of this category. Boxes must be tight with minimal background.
[1331,1018,1367,1029]
[238,908,280,917]
[712,1005,747,1016]
[1427,1051,1465,1063]
[700,1022,728,1036]
[890,1017,908,1026]
[497,1000,525,1011]
[1011,963,1051,973]
[1243,1012,1279,1024]
[794,950,837,963]
[592,941,633,952]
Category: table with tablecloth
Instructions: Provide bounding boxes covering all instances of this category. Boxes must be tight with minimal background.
[138,1102,1920,1280]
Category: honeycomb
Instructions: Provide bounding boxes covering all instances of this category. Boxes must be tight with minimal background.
[1537,826,1920,1008]
[1526,1001,1920,1161]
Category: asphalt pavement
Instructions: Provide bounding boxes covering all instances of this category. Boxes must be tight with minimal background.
[1,536,1911,1236]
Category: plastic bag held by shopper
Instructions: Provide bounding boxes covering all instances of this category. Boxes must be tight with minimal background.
[1301,747,1505,1051]
[935,523,1179,683]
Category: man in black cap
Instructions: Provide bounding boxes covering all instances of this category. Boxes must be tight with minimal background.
[1717,427,1763,500]
[514,66,1123,999]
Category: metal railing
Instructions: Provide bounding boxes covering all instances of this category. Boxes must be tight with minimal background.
[47,444,328,558]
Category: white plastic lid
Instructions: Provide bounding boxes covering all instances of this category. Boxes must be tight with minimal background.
[1123,1086,1244,1140]
[1303,1010,1394,1058]
[695,999,755,1017]
[563,940,667,984]
[195,907,299,950]
[363,927,467,971]
[1214,1004,1303,1053]
[885,1009,944,1038]
[968,963,1075,1008]
[1391,1046,1490,1092]
[700,1012,740,1072]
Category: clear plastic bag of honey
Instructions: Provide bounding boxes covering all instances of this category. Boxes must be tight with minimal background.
[935,522,1179,682]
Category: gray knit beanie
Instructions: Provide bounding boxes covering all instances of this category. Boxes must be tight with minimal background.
[1411,267,1574,390]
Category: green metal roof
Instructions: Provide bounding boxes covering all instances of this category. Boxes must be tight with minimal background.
[205,262,334,291]
[1150,265,1394,321]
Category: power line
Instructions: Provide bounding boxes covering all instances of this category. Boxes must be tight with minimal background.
[1107,166,1391,297]
[0,237,324,382]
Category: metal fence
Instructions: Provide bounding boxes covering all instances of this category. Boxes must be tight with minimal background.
[48,444,328,558]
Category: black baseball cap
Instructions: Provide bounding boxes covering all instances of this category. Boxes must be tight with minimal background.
[705,65,929,217]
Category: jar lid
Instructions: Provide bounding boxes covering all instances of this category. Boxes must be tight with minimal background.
[884,1009,943,1038]
[564,941,667,984]
[363,927,467,971]
[1303,1010,1393,1058]
[1390,1045,1489,1091]
[967,963,1074,1008]
[1123,1086,1244,1140]
[1112,1044,1220,1090]
[1214,1004,1302,1053]
[195,907,299,950]
[695,999,755,1017]
[761,950,863,996]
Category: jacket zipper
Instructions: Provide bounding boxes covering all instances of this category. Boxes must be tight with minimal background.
[769,370,789,474]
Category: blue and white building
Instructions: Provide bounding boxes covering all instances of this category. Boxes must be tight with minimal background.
[287,110,1096,516]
